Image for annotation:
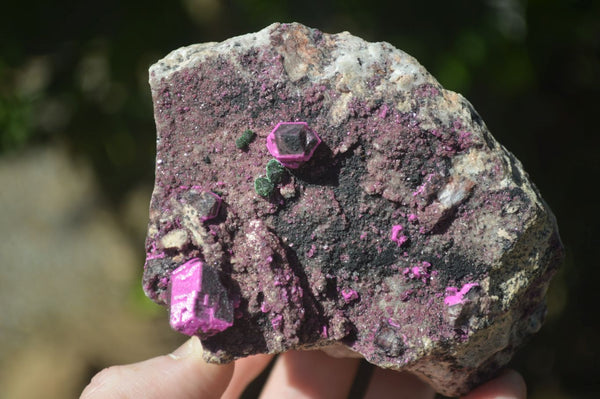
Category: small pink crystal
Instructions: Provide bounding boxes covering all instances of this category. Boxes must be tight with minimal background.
[266,122,321,168]
[390,225,408,246]
[341,288,359,303]
[271,314,283,330]
[444,283,479,306]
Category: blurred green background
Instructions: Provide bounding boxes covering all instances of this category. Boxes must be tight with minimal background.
[0,0,598,398]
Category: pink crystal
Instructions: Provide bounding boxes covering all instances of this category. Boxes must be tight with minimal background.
[341,288,359,303]
[271,314,283,330]
[444,283,479,306]
[169,258,233,336]
[266,122,321,168]
[390,224,408,246]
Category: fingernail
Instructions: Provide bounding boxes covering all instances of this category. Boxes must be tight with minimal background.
[169,336,202,360]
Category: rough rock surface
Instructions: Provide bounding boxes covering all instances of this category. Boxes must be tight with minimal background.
[144,23,563,396]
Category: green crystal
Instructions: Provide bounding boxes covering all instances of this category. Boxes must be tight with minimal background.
[236,129,256,149]
[254,176,274,197]
[266,159,286,184]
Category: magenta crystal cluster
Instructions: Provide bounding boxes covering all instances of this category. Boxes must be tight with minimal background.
[169,258,233,337]
[143,23,563,396]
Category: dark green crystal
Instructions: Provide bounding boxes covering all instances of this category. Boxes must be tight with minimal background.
[266,159,286,184]
[236,129,256,149]
[254,176,274,197]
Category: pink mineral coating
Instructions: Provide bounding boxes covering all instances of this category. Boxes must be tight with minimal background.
[402,261,433,283]
[341,288,359,303]
[169,258,233,336]
[144,23,563,397]
[444,283,479,306]
[390,225,408,246]
[271,314,283,330]
[266,122,321,168]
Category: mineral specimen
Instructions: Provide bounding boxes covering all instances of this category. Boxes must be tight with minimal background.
[236,129,256,150]
[266,121,321,168]
[265,159,286,184]
[144,23,563,396]
[169,258,233,337]
[253,176,275,197]
[185,190,222,222]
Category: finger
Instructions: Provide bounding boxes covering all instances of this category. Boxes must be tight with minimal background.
[221,354,274,399]
[461,369,526,399]
[260,350,360,399]
[364,368,435,399]
[80,336,234,399]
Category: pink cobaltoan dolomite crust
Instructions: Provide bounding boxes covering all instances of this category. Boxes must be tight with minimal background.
[143,23,563,397]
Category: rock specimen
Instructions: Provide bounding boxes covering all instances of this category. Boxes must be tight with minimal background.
[144,23,563,396]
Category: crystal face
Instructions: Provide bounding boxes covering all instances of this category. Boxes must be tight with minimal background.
[181,190,222,222]
[169,258,233,337]
[266,122,321,168]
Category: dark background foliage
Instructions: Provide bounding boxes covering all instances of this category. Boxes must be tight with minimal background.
[1,0,598,397]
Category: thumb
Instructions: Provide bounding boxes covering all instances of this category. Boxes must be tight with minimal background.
[81,336,234,399]
[461,369,527,399]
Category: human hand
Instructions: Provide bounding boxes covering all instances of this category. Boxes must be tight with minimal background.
[80,336,526,399]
